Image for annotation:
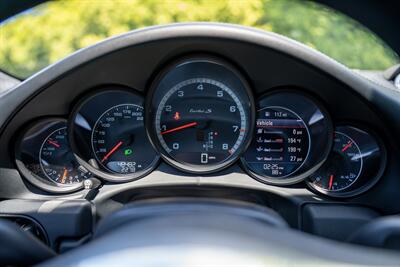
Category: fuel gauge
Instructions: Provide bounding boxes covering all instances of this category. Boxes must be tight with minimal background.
[16,118,91,193]
[40,127,91,185]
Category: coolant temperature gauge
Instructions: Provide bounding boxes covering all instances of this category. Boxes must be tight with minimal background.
[307,125,386,198]
[309,131,362,191]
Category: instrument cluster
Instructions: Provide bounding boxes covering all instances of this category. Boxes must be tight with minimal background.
[14,56,386,197]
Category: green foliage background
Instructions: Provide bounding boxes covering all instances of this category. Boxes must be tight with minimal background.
[0,0,398,78]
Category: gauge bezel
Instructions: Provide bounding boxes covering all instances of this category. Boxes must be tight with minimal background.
[306,124,387,198]
[241,88,333,185]
[15,118,86,193]
[394,73,400,89]
[145,55,256,174]
[68,86,160,182]
[308,131,363,192]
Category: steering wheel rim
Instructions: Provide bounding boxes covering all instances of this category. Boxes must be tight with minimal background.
[40,200,400,266]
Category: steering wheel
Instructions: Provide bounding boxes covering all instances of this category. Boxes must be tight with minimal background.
[40,199,400,266]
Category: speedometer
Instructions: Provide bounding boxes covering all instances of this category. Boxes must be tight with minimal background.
[70,88,159,182]
[147,57,254,173]
[92,104,152,174]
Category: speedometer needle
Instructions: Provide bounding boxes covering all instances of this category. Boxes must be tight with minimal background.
[161,122,198,135]
[101,141,123,163]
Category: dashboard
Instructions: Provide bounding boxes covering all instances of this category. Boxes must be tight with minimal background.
[13,55,386,199]
[1,24,400,256]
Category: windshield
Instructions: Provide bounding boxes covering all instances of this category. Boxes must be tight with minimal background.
[0,0,398,79]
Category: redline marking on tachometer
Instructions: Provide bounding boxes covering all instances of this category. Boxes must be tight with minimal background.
[161,122,198,135]
[101,141,123,163]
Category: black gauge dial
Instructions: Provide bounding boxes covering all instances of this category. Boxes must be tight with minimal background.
[40,127,91,184]
[309,131,362,191]
[156,78,247,166]
[70,89,159,182]
[16,118,90,193]
[307,125,385,198]
[242,91,332,185]
[148,57,254,173]
[244,106,310,178]
[92,104,156,174]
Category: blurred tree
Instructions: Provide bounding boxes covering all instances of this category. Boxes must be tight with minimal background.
[0,0,398,78]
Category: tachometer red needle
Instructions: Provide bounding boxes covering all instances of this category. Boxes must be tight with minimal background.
[161,122,198,135]
[342,141,353,152]
[328,174,334,190]
[101,141,123,163]
[47,139,60,148]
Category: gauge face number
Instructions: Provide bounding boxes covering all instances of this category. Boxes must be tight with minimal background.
[155,78,248,167]
[310,131,363,191]
[243,107,310,178]
[40,127,90,185]
[92,104,157,174]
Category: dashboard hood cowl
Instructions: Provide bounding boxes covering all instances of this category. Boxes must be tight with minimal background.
[1,23,400,134]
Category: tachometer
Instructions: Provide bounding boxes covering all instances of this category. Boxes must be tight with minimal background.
[147,57,254,173]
